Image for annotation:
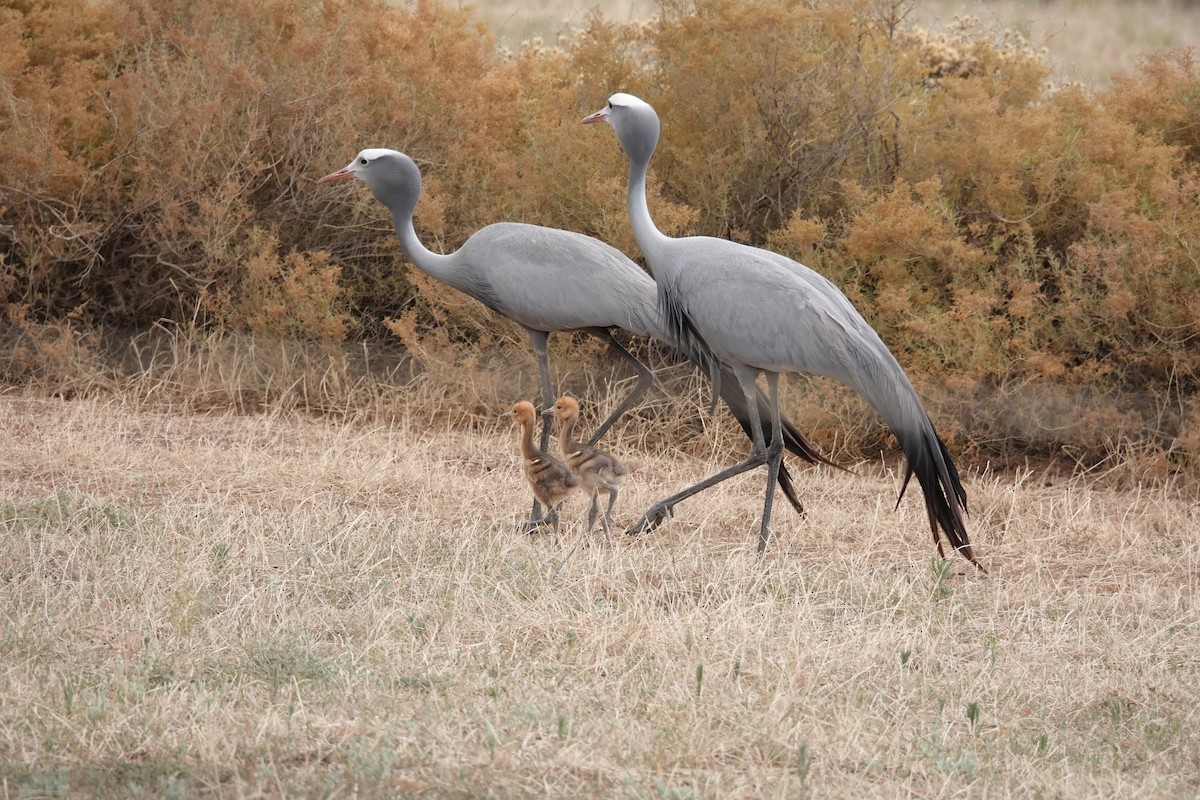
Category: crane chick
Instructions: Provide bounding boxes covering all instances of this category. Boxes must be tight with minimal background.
[507,401,579,534]
[545,395,628,541]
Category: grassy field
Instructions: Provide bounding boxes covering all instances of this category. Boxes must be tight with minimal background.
[2,392,1197,797]
[482,0,1200,86]
[4,4,1199,794]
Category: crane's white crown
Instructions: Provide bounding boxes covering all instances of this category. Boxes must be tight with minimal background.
[355,148,401,164]
[608,92,651,111]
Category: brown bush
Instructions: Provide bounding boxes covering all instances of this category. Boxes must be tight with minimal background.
[0,0,513,329]
[1,0,1199,470]
[642,0,912,240]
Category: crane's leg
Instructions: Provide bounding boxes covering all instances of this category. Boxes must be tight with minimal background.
[624,455,768,535]
[736,366,769,454]
[586,329,654,445]
[528,329,556,450]
[757,372,786,556]
[626,368,769,536]
[522,329,555,532]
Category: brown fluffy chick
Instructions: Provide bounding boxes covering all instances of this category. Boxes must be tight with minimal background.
[507,401,580,533]
[545,395,629,540]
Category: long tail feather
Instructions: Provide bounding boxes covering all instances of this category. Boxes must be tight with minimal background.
[896,423,982,570]
[775,461,804,515]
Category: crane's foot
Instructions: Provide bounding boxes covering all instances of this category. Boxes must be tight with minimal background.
[624,501,674,536]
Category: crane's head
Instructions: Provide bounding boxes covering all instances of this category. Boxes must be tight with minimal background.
[543,395,580,423]
[581,93,660,167]
[505,401,538,427]
[319,148,422,211]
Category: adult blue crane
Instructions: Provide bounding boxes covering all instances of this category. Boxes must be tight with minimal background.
[582,94,980,567]
[318,148,836,527]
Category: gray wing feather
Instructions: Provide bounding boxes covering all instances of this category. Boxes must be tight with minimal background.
[456,223,659,336]
[660,237,976,564]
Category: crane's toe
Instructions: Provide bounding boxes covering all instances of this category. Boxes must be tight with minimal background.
[624,501,674,536]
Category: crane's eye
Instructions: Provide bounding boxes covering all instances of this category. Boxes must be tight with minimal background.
[359,157,368,165]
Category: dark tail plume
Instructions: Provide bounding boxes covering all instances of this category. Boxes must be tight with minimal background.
[896,423,982,570]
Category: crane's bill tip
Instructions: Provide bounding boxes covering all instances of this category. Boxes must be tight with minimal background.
[580,109,608,125]
[317,168,355,184]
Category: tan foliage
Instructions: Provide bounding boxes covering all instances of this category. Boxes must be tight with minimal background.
[0,306,111,392]
[646,0,910,238]
[1106,48,1200,162]
[207,230,349,342]
[1,0,1199,468]
[835,179,995,372]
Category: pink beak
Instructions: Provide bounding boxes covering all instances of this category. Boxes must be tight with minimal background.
[580,108,609,125]
[318,167,355,184]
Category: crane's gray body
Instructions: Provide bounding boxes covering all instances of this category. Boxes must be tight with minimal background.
[585,93,978,566]
[653,234,922,438]
[452,222,662,341]
[328,148,663,341]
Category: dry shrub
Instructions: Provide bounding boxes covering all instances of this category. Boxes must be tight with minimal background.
[206,229,350,342]
[0,310,112,395]
[0,0,512,331]
[2,0,1200,473]
[835,177,997,374]
[812,12,1197,464]
[644,0,912,240]
[1106,48,1200,163]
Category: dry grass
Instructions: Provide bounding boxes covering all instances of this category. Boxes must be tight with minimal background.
[2,391,1197,797]
[483,0,1200,87]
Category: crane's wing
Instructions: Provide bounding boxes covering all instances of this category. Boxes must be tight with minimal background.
[662,237,977,567]
[662,299,840,473]
[457,223,661,336]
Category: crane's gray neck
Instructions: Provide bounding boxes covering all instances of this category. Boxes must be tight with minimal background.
[365,155,457,284]
[612,99,671,258]
[627,156,671,259]
[391,210,454,281]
